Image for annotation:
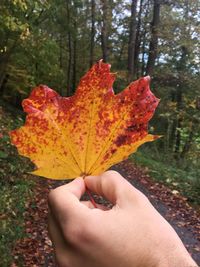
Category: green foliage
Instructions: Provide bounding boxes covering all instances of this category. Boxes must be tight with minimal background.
[0,0,67,101]
[0,102,33,266]
[132,145,200,206]
[0,180,33,267]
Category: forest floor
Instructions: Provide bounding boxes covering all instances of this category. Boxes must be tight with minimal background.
[11,160,200,267]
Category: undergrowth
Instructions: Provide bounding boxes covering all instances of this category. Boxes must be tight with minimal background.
[0,101,33,266]
[132,146,200,207]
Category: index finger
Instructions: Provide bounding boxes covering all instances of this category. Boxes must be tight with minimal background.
[48,177,89,223]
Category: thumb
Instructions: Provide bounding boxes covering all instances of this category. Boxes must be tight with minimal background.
[84,170,132,205]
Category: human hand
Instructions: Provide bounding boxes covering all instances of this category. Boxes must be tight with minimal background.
[48,171,197,267]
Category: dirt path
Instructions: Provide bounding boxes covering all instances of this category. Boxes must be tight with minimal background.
[12,160,200,266]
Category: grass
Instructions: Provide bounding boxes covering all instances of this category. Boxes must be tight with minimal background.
[0,180,33,266]
[0,101,34,266]
[131,146,200,207]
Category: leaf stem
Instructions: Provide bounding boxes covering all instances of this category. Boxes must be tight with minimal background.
[86,187,97,208]
[82,175,97,208]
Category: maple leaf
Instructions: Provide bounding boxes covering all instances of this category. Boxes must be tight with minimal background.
[10,61,159,179]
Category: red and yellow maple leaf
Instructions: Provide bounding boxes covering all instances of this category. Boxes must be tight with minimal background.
[10,61,159,179]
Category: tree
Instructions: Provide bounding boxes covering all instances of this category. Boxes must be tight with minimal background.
[90,0,96,67]
[146,0,161,76]
[100,0,111,62]
[128,0,138,81]
[134,0,144,77]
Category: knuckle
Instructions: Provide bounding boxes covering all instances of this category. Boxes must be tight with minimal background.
[101,170,121,186]
[48,186,66,208]
[137,191,150,205]
[140,193,149,202]
[103,170,120,177]
[63,220,87,245]
[48,189,57,208]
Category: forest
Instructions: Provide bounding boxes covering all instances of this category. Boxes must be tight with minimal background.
[0,0,200,265]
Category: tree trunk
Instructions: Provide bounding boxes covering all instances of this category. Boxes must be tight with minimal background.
[67,33,72,96]
[134,0,143,78]
[146,0,160,76]
[0,49,14,96]
[174,84,182,158]
[141,27,147,76]
[90,0,95,67]
[0,74,9,97]
[66,1,72,96]
[168,117,176,150]
[59,35,63,69]
[174,46,188,158]
[181,121,195,159]
[174,117,182,156]
[101,0,109,62]
[0,69,6,96]
[128,0,138,82]
[118,41,125,64]
[72,33,77,93]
